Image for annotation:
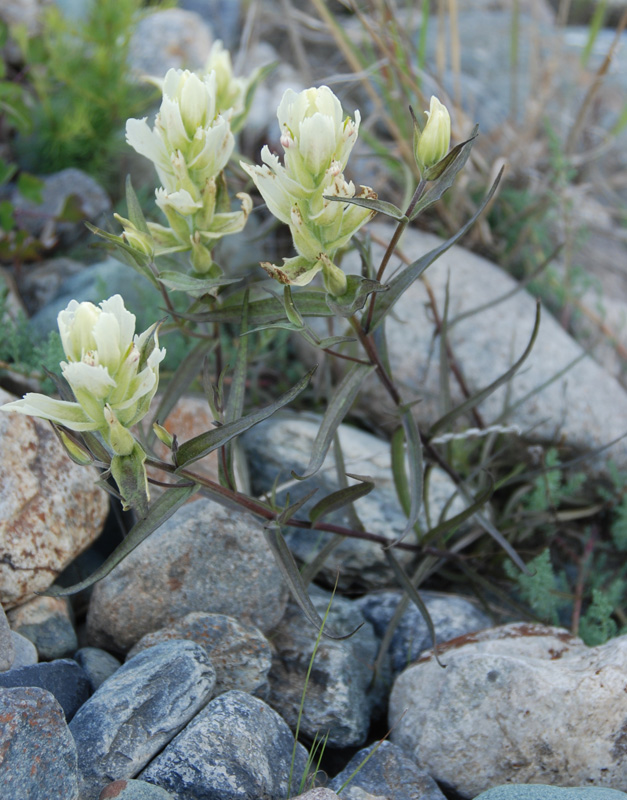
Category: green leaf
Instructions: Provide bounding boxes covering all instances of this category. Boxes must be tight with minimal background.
[326,275,388,318]
[323,194,408,222]
[157,271,240,295]
[110,443,150,517]
[277,488,319,524]
[315,335,356,349]
[308,474,374,525]
[85,223,158,287]
[0,158,17,186]
[427,301,541,437]
[422,131,478,182]
[125,175,149,234]
[421,477,494,544]
[175,367,316,468]
[17,172,44,204]
[0,200,14,231]
[177,291,333,326]
[389,407,423,543]
[292,363,376,480]
[369,168,504,332]
[42,482,198,597]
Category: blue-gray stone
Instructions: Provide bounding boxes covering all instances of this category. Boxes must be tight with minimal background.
[69,640,215,800]
[140,689,309,800]
[0,658,90,720]
[0,686,79,799]
[74,647,121,692]
[8,606,78,660]
[328,740,446,800]
[10,630,38,667]
[355,589,492,675]
[99,778,175,799]
[0,604,14,671]
[473,786,627,800]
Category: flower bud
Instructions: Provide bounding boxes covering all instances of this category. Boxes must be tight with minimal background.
[414,96,451,172]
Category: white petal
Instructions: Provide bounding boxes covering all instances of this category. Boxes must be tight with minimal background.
[62,361,116,399]
[126,118,171,174]
[298,113,337,175]
[0,395,100,431]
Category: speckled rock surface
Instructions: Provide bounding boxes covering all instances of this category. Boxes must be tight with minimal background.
[473,786,627,800]
[0,686,79,799]
[73,648,121,692]
[140,690,309,800]
[0,603,14,671]
[10,630,38,667]
[86,498,288,653]
[7,595,77,660]
[389,623,627,797]
[99,779,175,799]
[127,612,271,697]
[70,641,216,800]
[129,8,213,75]
[0,387,109,608]
[0,658,91,721]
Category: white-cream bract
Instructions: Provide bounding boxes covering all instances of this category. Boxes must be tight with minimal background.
[415,96,451,171]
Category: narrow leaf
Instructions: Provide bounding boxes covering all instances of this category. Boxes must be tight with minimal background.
[308,474,374,525]
[157,271,240,294]
[177,291,332,326]
[326,275,388,318]
[292,363,375,480]
[421,477,494,545]
[323,194,408,222]
[42,483,198,597]
[125,175,149,234]
[277,488,319,524]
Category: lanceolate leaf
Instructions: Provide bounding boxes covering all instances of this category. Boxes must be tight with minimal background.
[42,482,198,597]
[390,411,424,542]
[276,489,319,525]
[292,363,376,480]
[369,169,504,332]
[326,275,388,318]
[85,223,158,287]
[308,475,375,525]
[125,175,149,234]
[323,194,408,222]
[421,477,495,544]
[176,291,333,326]
[157,271,240,294]
[175,368,316,468]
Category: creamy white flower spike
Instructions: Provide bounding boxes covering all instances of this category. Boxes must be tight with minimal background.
[1,296,165,452]
[415,96,451,171]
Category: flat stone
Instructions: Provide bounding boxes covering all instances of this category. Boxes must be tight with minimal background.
[10,629,38,667]
[474,786,627,800]
[328,740,446,800]
[127,612,271,697]
[69,640,216,800]
[0,658,91,721]
[129,9,213,75]
[0,686,79,799]
[0,603,14,671]
[87,498,288,653]
[0,387,109,608]
[7,595,77,660]
[99,779,175,799]
[73,647,122,692]
[389,623,627,797]
[140,690,309,800]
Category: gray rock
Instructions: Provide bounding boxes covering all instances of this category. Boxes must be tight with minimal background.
[99,779,176,799]
[292,791,340,800]
[0,686,79,799]
[178,0,240,48]
[87,498,288,653]
[16,256,84,316]
[10,630,38,667]
[389,623,627,797]
[268,589,379,748]
[355,589,492,676]
[127,612,272,698]
[474,786,627,800]
[69,640,216,800]
[242,413,467,589]
[73,647,121,692]
[140,690,309,800]
[328,740,446,800]
[129,9,213,76]
[7,595,77,660]
[0,603,14,671]
[0,658,90,721]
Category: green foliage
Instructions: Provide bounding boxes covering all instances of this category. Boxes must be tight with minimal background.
[504,549,568,626]
[578,588,618,646]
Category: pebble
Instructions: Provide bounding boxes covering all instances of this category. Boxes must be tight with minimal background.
[0,686,79,799]
[10,629,38,667]
[129,9,213,76]
[99,779,175,799]
[86,498,288,653]
[0,603,14,671]
[0,658,91,721]
[7,595,77,660]
[327,740,446,800]
[0,386,109,608]
[389,623,627,797]
[73,647,122,692]
[127,612,271,698]
[69,640,216,800]
[140,690,309,800]
[473,786,627,800]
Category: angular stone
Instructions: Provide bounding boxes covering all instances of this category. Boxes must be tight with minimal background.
[99,779,175,799]
[127,612,271,697]
[10,630,38,667]
[73,647,122,692]
[389,623,627,797]
[474,786,627,800]
[292,791,340,800]
[87,498,288,653]
[0,658,91,721]
[355,589,492,676]
[0,603,14,671]
[0,686,79,799]
[0,387,109,608]
[70,640,216,800]
[7,595,77,660]
[140,690,309,800]
[328,741,446,800]
[268,590,379,748]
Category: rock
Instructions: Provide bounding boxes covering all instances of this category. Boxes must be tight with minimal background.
[268,589,380,748]
[16,256,84,316]
[0,686,79,800]
[7,595,77,660]
[355,589,492,676]
[0,386,109,608]
[0,0,50,35]
[129,9,213,76]
[140,690,309,800]
[178,0,240,48]
[127,612,271,698]
[474,786,627,800]
[87,498,288,653]
[331,224,627,475]
[389,623,627,797]
[70,641,216,800]
[73,647,121,692]
[11,168,111,246]
[328,740,446,800]
[292,791,340,800]
[0,603,14,671]
[99,779,176,799]
[242,413,467,589]
[0,658,91,721]
[10,630,38,667]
